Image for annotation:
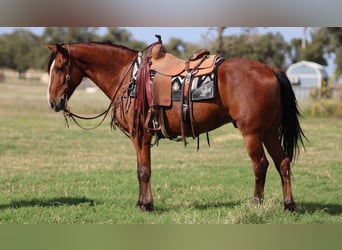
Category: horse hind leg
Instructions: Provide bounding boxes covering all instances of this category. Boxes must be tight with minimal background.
[243,133,269,205]
[263,130,296,212]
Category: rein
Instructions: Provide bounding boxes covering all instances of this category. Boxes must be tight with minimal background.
[61,38,162,132]
[62,46,137,131]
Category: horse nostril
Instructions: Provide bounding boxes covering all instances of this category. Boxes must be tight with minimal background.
[49,101,55,109]
[49,101,60,112]
[60,97,66,110]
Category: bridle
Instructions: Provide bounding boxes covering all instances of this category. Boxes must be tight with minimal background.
[60,44,138,130]
[56,38,162,131]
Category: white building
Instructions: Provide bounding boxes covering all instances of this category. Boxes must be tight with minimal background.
[286,60,329,99]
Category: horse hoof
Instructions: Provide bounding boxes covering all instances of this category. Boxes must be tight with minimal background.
[284,201,296,212]
[136,202,155,212]
[253,197,263,205]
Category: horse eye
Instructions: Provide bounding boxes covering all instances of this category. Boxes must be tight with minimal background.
[56,67,64,73]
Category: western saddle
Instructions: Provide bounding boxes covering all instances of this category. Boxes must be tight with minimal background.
[150,44,218,77]
[134,36,221,145]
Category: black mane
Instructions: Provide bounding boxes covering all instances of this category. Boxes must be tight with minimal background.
[47,49,57,73]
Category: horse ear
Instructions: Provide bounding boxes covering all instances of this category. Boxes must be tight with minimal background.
[56,44,69,58]
[47,45,56,51]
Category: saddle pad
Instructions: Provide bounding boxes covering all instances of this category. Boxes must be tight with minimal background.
[171,72,216,101]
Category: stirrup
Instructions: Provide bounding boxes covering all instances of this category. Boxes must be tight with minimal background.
[144,108,161,132]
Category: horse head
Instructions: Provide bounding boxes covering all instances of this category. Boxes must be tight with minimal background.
[47,44,84,112]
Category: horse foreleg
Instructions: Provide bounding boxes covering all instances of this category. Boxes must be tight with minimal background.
[263,130,296,211]
[132,133,154,211]
[243,133,269,204]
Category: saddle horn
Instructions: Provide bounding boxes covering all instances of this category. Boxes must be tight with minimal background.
[155,34,162,44]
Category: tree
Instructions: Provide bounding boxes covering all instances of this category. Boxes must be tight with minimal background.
[289,38,302,63]
[103,27,131,44]
[212,31,289,69]
[102,27,147,51]
[0,29,42,78]
[165,37,187,58]
[42,27,100,45]
[215,27,226,55]
[317,27,342,80]
[164,37,201,59]
[289,28,327,66]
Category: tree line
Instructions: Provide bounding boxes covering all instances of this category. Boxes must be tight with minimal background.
[1,27,342,81]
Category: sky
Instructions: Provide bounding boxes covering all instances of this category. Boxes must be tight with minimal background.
[0,27,335,76]
[126,27,305,44]
[0,27,305,44]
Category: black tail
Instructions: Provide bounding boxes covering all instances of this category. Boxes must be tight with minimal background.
[274,70,306,161]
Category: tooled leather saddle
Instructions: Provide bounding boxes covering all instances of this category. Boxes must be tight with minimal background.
[150,43,217,77]
[132,36,223,144]
[150,44,219,107]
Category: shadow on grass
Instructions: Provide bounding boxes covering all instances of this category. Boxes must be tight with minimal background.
[0,196,96,210]
[152,200,242,213]
[297,202,342,215]
[169,200,342,216]
[192,201,242,210]
[193,201,342,216]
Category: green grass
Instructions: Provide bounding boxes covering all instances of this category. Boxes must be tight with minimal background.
[0,79,341,223]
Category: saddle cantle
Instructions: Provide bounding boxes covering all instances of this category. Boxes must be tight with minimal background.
[150,44,218,77]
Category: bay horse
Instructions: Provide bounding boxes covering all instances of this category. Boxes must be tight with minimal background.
[47,40,305,212]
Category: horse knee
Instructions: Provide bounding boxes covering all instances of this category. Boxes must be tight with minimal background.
[137,166,151,182]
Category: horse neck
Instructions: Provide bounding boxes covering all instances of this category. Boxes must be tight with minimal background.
[74,44,137,99]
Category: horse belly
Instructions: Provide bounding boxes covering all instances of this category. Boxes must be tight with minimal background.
[162,101,231,138]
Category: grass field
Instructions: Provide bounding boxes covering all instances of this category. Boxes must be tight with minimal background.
[0,79,341,224]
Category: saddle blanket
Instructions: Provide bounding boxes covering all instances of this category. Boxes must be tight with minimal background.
[170,72,216,101]
[129,67,218,102]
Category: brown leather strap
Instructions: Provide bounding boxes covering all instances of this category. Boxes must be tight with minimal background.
[180,71,191,145]
[179,55,209,144]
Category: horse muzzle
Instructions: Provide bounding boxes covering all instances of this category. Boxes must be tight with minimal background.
[49,97,66,112]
